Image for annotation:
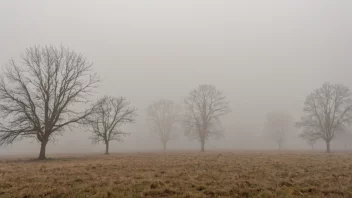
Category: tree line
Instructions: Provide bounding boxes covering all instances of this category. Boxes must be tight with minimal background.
[262,83,352,153]
[0,45,351,159]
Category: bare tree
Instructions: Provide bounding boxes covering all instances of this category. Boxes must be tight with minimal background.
[184,84,230,152]
[147,99,180,151]
[262,111,295,149]
[298,128,319,150]
[0,45,99,160]
[306,138,317,150]
[85,96,137,155]
[296,83,352,153]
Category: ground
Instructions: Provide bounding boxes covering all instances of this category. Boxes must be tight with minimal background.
[0,151,352,198]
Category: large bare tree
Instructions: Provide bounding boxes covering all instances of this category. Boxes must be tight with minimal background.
[296,83,352,153]
[184,84,230,152]
[85,96,137,154]
[0,45,99,159]
[147,99,180,151]
[262,111,295,149]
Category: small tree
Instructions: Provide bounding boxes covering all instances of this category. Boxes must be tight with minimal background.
[262,111,295,149]
[306,138,317,150]
[85,96,136,155]
[184,84,230,152]
[0,45,98,160]
[147,99,180,151]
[299,129,319,150]
[296,83,352,153]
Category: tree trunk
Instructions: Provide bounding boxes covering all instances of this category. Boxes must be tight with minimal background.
[163,141,167,152]
[326,140,331,153]
[201,140,205,152]
[105,141,109,155]
[311,145,314,150]
[277,139,284,150]
[38,141,48,160]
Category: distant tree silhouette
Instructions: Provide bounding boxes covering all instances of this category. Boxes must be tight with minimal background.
[262,111,295,149]
[85,96,136,154]
[183,84,230,152]
[306,138,317,150]
[147,99,180,151]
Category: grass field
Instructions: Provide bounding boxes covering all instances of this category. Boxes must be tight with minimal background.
[1,151,352,197]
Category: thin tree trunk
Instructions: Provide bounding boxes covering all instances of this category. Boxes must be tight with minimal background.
[38,141,47,160]
[201,140,205,152]
[326,140,331,153]
[278,141,283,150]
[105,141,109,155]
[163,141,167,152]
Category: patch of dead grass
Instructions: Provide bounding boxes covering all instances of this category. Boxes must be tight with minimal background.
[0,152,352,197]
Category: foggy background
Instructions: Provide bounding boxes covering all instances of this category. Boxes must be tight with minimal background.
[0,0,351,156]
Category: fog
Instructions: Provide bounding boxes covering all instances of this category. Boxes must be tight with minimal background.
[0,0,351,155]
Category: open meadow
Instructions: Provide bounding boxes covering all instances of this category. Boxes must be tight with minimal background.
[1,151,352,198]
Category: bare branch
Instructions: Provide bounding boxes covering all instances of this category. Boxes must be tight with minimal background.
[262,111,295,149]
[296,82,352,152]
[146,99,181,151]
[84,96,137,154]
[183,84,230,152]
[0,45,99,159]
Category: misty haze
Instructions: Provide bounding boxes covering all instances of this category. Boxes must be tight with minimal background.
[0,0,352,197]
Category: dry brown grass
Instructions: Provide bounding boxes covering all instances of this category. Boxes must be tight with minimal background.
[1,151,352,198]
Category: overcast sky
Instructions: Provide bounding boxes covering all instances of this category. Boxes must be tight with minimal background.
[0,0,351,156]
